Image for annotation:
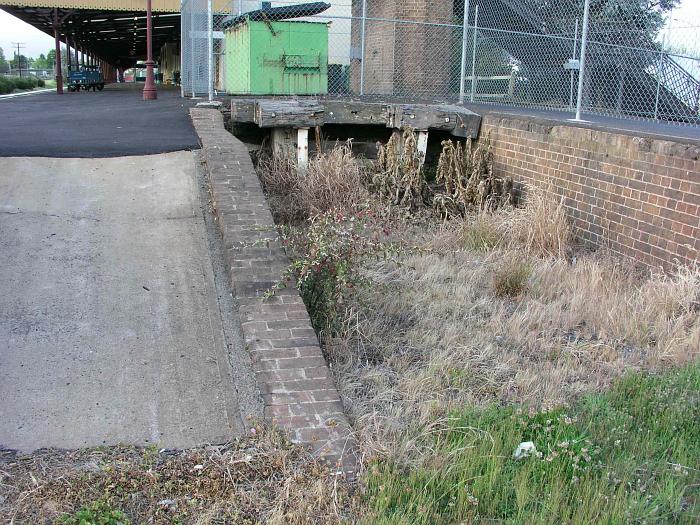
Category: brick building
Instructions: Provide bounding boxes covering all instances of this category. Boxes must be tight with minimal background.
[350,0,458,97]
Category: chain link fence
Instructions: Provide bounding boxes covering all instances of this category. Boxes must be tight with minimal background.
[180,0,700,126]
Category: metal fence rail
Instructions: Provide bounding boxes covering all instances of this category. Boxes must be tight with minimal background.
[180,0,700,126]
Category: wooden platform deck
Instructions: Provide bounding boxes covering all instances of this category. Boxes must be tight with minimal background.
[230,98,482,138]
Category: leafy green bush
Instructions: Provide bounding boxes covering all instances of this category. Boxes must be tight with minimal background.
[0,76,39,92]
[58,500,129,525]
[275,209,399,334]
[13,77,37,90]
[0,76,16,94]
[37,78,45,87]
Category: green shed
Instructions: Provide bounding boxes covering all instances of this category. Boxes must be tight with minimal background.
[225,18,329,95]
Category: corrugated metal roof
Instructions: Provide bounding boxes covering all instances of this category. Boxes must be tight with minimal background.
[0,0,180,11]
[0,1,233,12]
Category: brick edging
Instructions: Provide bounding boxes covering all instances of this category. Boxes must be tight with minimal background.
[190,108,357,476]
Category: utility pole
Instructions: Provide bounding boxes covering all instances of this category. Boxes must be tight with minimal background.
[12,42,25,78]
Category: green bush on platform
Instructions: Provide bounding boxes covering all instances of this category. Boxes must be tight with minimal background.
[0,76,41,94]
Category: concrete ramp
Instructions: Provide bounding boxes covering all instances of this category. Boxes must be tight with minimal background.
[0,151,256,452]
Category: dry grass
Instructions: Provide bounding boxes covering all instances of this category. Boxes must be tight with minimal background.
[0,425,354,524]
[300,142,370,216]
[432,185,572,259]
[248,140,700,522]
[256,142,370,223]
[320,190,699,465]
[254,151,698,468]
[492,255,531,297]
[498,187,573,258]
[434,136,513,216]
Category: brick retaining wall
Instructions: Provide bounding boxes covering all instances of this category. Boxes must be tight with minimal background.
[190,108,357,475]
[482,113,700,270]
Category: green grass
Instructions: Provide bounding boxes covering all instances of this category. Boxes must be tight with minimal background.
[364,363,700,524]
[58,500,129,525]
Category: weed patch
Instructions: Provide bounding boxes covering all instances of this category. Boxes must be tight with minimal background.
[250,135,699,522]
[58,500,129,525]
[1,425,353,524]
[256,141,370,223]
[363,364,700,524]
[493,256,531,297]
[274,208,401,335]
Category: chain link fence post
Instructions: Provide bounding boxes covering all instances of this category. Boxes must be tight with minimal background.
[359,0,367,96]
[654,19,671,120]
[569,18,579,110]
[459,0,470,104]
[574,0,591,121]
[470,4,479,103]
[180,0,187,98]
[207,0,213,101]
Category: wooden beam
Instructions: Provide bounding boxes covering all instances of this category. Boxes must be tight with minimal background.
[323,100,389,126]
[230,99,256,123]
[230,99,482,138]
[255,100,324,128]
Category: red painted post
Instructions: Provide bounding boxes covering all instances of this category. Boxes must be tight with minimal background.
[143,0,157,100]
[53,9,63,94]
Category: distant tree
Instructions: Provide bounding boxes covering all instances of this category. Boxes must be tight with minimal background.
[44,48,67,73]
[10,54,32,70]
[33,53,49,69]
[0,47,8,73]
[586,0,680,48]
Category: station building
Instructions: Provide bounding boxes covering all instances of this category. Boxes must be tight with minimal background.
[0,0,190,85]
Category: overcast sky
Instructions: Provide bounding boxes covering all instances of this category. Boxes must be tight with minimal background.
[1,0,699,60]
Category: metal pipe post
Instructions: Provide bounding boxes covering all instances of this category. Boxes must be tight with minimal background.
[207,0,213,101]
[180,0,185,97]
[569,18,579,110]
[53,9,63,94]
[574,0,591,121]
[143,0,158,100]
[653,19,671,120]
[359,0,367,96]
[66,37,71,72]
[458,0,470,103]
[190,8,195,97]
[469,4,479,102]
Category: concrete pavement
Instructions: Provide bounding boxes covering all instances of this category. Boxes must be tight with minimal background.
[0,151,259,452]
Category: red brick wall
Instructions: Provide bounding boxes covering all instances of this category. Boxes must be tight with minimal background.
[350,0,456,96]
[482,113,700,270]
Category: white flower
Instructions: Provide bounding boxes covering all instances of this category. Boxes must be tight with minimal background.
[513,441,537,460]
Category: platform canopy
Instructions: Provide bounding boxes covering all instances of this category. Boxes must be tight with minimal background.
[0,0,228,68]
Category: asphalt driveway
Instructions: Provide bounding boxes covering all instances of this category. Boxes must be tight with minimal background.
[0,83,200,158]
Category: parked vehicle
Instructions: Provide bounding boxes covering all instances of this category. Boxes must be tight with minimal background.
[68,65,104,92]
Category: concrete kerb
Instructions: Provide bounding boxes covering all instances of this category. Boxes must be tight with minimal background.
[189,108,358,477]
